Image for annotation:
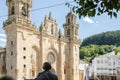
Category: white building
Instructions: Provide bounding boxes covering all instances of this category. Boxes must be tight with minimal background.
[89,51,120,80]
[116,53,120,80]
[79,60,89,80]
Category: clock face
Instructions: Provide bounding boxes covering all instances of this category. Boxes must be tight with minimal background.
[47,52,55,64]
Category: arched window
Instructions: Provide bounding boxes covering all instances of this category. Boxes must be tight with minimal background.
[11,6,14,15]
[68,18,70,24]
[67,29,70,35]
[51,25,53,35]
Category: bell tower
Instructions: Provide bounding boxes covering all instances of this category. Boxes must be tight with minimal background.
[63,11,81,80]
[3,0,39,80]
[6,0,32,21]
[63,10,79,40]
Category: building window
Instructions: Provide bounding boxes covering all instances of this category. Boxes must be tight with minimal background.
[105,61,107,63]
[67,29,70,35]
[11,41,13,45]
[11,51,13,56]
[24,64,26,68]
[113,61,115,65]
[11,6,14,15]
[64,62,66,74]
[75,28,78,35]
[101,60,103,63]
[23,47,26,50]
[32,70,35,77]
[11,66,13,70]
[51,25,53,35]
[113,68,116,70]
[97,60,99,63]
[68,18,70,24]
[23,56,26,59]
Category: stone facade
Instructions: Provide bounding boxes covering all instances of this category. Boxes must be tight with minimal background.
[0,48,6,75]
[3,0,81,80]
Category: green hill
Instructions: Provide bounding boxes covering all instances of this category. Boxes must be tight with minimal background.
[81,30,120,47]
[80,30,120,63]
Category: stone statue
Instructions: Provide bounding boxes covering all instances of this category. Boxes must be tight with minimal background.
[21,4,28,16]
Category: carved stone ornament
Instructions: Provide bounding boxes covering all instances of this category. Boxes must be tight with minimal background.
[47,52,55,63]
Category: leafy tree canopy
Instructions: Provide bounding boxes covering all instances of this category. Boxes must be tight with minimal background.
[67,0,120,18]
[115,47,120,54]
[80,44,113,63]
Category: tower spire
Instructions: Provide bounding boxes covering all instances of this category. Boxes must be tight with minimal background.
[63,11,79,40]
[49,12,52,18]
[49,12,52,20]
[70,7,72,13]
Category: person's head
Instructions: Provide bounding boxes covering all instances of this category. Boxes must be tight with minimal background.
[43,62,51,71]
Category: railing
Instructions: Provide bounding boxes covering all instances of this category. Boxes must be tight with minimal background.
[3,16,37,31]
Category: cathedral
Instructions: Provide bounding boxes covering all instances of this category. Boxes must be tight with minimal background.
[3,0,81,80]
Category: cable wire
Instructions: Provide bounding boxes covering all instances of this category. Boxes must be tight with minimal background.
[31,1,73,11]
[0,1,74,18]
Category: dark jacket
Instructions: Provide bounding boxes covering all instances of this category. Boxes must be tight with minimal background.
[35,70,58,80]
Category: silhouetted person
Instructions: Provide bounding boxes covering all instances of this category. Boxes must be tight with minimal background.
[35,62,58,80]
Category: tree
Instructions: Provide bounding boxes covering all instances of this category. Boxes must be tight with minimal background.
[67,0,120,18]
[115,48,120,55]
[80,44,113,63]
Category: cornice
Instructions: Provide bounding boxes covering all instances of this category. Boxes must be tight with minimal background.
[40,33,81,45]
[16,24,38,32]
[70,39,81,45]
[63,23,79,27]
